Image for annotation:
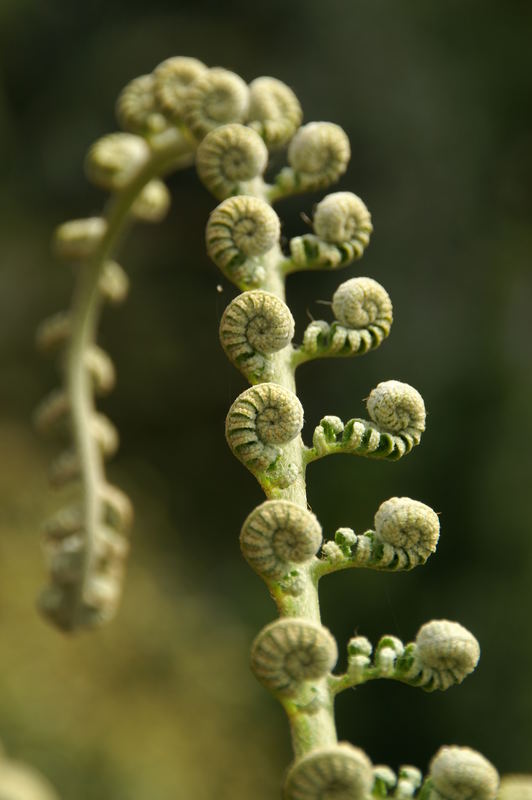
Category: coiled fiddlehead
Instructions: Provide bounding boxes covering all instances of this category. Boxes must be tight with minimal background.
[226,383,303,483]
[283,743,373,800]
[85,133,150,190]
[310,380,426,463]
[182,67,250,139]
[428,747,499,800]
[368,380,426,437]
[240,499,322,580]
[298,276,392,363]
[288,191,373,273]
[374,497,439,561]
[332,276,392,331]
[196,123,269,199]
[247,76,303,149]
[330,618,479,695]
[116,74,168,136]
[250,618,337,696]
[278,122,351,194]
[220,290,294,382]
[314,191,372,244]
[206,195,281,289]
[400,619,480,691]
[333,621,478,693]
[316,497,440,575]
[153,56,208,121]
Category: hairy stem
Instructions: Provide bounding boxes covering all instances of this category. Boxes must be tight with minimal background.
[254,236,339,757]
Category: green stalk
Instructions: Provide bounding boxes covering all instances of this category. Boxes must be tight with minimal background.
[244,204,340,759]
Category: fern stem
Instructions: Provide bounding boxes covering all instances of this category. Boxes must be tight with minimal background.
[65,130,195,619]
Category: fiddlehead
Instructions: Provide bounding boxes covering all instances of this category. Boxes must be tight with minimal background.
[313,191,373,245]
[240,499,322,580]
[85,133,150,190]
[152,56,208,121]
[182,67,250,139]
[316,497,440,575]
[331,619,479,694]
[225,383,303,485]
[283,743,373,800]
[288,191,373,273]
[297,276,392,364]
[206,195,281,289]
[116,73,168,135]
[246,76,303,149]
[374,497,440,562]
[399,619,481,691]
[427,747,499,800]
[274,122,351,196]
[219,290,294,382]
[201,63,499,797]
[250,618,337,696]
[196,123,268,199]
[310,380,426,462]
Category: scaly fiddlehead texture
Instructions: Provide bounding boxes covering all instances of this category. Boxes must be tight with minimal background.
[428,747,500,800]
[278,122,351,194]
[182,67,249,139]
[220,290,295,382]
[205,65,499,798]
[196,123,268,199]
[251,618,337,696]
[38,58,304,633]
[226,383,304,488]
[206,195,281,289]
[240,500,322,580]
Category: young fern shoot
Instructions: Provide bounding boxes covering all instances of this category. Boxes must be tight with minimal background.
[37,54,505,800]
[204,68,500,800]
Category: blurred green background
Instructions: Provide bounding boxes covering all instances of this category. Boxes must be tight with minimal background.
[1,1,531,797]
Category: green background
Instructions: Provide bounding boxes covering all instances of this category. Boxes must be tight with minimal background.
[0,1,531,797]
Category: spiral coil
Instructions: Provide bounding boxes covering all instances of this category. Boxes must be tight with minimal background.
[220,290,294,382]
[283,743,373,800]
[250,618,337,695]
[301,277,392,359]
[240,499,322,579]
[206,195,280,288]
[226,383,303,474]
